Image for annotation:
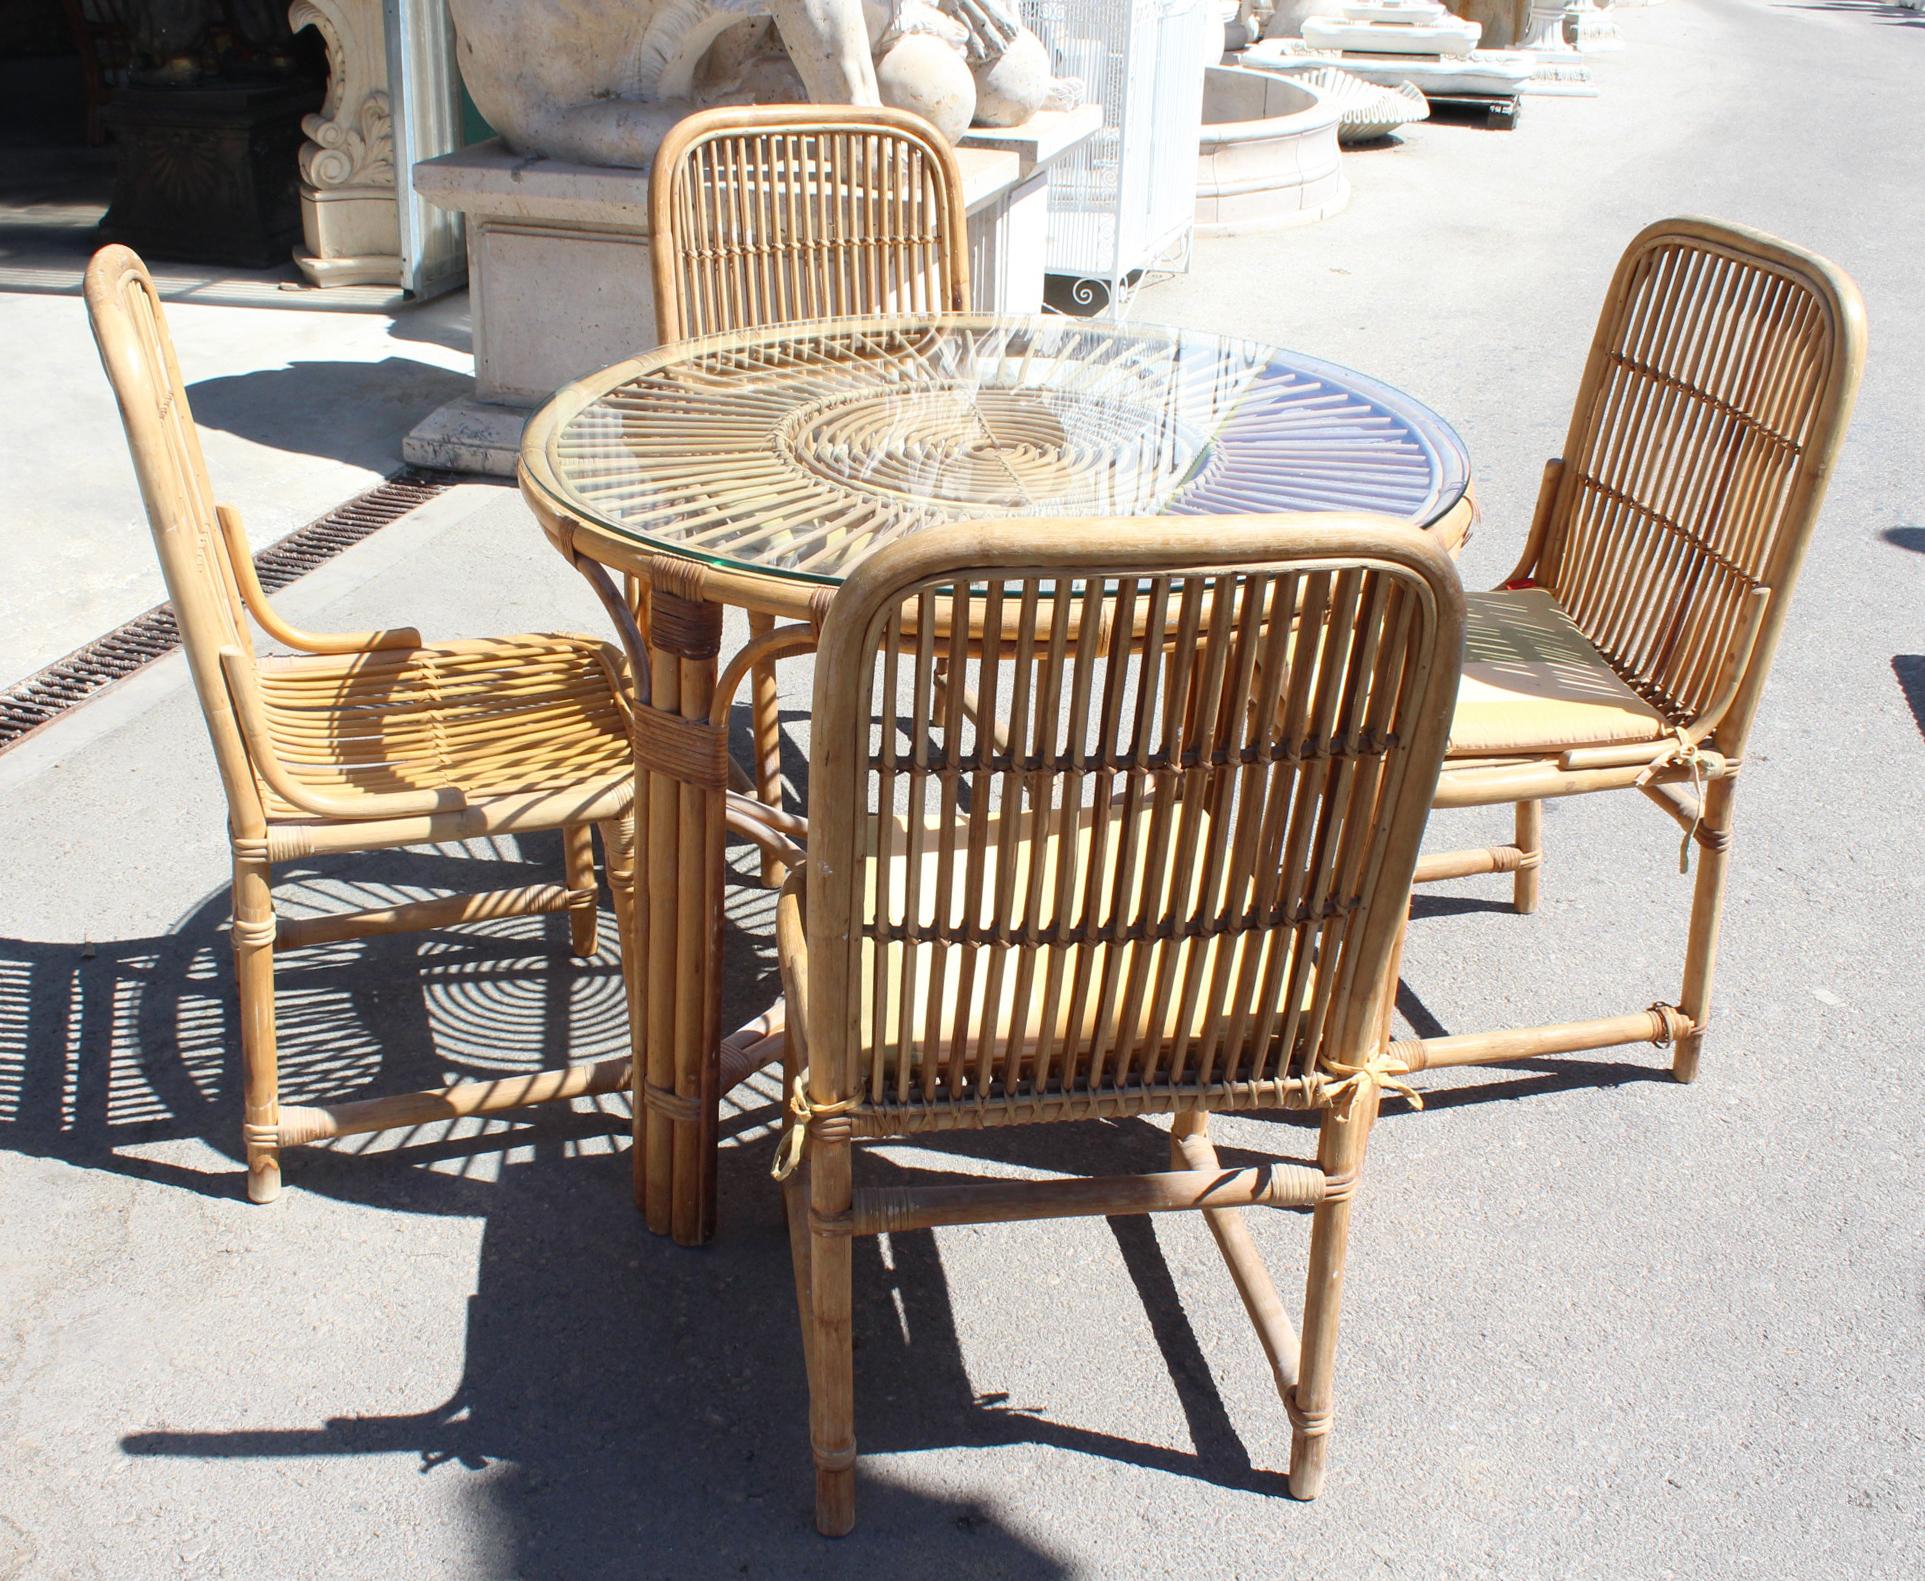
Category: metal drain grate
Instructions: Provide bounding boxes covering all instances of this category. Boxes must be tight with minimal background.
[0,469,453,754]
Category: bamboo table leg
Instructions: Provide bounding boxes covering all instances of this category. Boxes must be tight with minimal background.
[555,529,744,1247]
[638,577,728,1245]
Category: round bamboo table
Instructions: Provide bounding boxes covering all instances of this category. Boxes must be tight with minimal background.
[519,314,1473,1245]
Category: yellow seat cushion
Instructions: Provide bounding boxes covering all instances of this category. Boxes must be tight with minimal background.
[857,794,1320,1077]
[1448,588,1673,757]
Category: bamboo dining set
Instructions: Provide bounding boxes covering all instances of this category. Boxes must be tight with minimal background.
[86,100,1865,1536]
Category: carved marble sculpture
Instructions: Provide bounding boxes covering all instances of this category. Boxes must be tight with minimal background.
[1515,0,1599,93]
[1224,2,1259,53]
[446,0,1059,167]
[129,0,301,80]
[289,0,400,286]
[1563,0,1623,51]
[1302,2,1482,58]
[126,0,219,81]
[1448,0,1522,48]
[1280,63,1429,142]
[1264,0,1594,97]
[1263,0,1348,37]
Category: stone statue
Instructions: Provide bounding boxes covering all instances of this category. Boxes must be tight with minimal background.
[1448,0,1525,48]
[125,0,215,81]
[447,0,1060,169]
[125,0,300,82]
[1262,0,1348,38]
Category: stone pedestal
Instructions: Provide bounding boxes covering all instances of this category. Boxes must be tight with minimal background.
[1450,1,1523,49]
[1516,1,1599,96]
[1244,36,1532,100]
[954,110,1103,315]
[289,0,402,288]
[99,78,323,268]
[1303,3,1481,56]
[1563,0,1623,52]
[403,107,1102,476]
[295,181,402,285]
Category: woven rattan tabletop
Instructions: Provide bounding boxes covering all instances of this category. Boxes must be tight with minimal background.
[521,315,1471,587]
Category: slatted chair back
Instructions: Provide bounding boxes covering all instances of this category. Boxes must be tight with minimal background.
[801,517,1464,1133]
[649,103,971,344]
[84,244,265,827]
[1536,217,1865,756]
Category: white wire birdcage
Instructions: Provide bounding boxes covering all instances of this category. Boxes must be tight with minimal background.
[1023,0,1214,316]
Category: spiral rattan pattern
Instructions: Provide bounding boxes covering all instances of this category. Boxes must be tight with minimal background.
[532,316,1470,585]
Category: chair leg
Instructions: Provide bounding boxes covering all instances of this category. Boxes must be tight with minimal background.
[1672,777,1735,1085]
[232,851,282,1204]
[562,822,599,958]
[598,814,643,1144]
[747,611,787,887]
[1287,1082,1380,1500]
[1513,799,1542,914]
[807,1131,857,1536]
[1171,1111,1301,1399]
[780,1032,818,1397]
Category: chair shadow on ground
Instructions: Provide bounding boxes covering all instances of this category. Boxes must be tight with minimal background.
[1781,1,1925,24]
[1893,655,1925,738]
[1,725,1670,1570]
[1879,530,1925,737]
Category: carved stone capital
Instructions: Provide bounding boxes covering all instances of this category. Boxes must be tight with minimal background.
[289,0,395,191]
[298,88,393,187]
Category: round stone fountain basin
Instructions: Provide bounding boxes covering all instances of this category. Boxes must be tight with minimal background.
[1195,67,1347,235]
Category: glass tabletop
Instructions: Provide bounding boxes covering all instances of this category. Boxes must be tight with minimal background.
[525,315,1470,587]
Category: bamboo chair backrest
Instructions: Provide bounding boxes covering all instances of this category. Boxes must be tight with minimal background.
[84,244,265,827]
[804,517,1464,1126]
[1539,217,1865,754]
[649,104,971,343]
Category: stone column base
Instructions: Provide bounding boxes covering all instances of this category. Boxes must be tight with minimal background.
[402,395,531,477]
[294,182,401,287]
[1517,5,1600,96]
[1565,1,1625,53]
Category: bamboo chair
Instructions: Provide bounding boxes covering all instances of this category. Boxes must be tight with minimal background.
[1405,216,1866,1083]
[649,102,970,343]
[773,514,1466,1532]
[649,103,972,874]
[85,244,641,1203]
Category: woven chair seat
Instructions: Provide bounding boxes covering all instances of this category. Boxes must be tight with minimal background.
[1447,588,1676,757]
[252,634,632,819]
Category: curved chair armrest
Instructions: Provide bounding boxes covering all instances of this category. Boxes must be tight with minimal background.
[725,792,807,870]
[218,648,467,820]
[587,639,636,729]
[218,505,423,654]
[715,621,820,715]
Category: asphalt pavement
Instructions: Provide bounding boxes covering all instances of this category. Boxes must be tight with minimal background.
[1,3,1920,1576]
